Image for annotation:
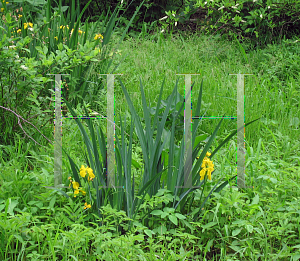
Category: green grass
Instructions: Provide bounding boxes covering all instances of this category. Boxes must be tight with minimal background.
[1,24,300,260]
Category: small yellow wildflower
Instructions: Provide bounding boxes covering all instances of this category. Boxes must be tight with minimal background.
[78,29,83,35]
[0,8,4,12]
[80,165,95,181]
[74,189,80,197]
[87,167,95,181]
[72,181,80,190]
[24,23,33,29]
[18,14,22,18]
[17,29,21,33]
[54,36,58,41]
[71,180,86,197]
[84,202,91,209]
[199,152,214,181]
[6,2,8,4]
[80,165,87,178]
[94,33,103,40]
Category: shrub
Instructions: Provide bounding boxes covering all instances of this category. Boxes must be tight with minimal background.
[167,0,300,49]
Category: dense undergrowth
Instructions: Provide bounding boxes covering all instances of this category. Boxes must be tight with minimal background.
[0,0,300,260]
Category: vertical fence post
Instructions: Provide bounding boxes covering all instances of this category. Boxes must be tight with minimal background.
[229,73,253,190]
[98,74,123,189]
[176,74,201,188]
[47,73,70,188]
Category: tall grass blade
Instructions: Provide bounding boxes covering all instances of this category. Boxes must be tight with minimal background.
[174,181,205,210]
[63,150,81,186]
[210,117,261,159]
[234,34,249,64]
[192,79,203,147]
[192,116,225,187]
[130,167,168,228]
[193,175,237,222]
[115,114,135,217]
[102,0,146,73]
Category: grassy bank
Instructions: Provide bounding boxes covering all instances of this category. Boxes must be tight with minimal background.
[1,15,300,261]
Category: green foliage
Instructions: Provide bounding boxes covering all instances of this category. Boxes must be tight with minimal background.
[0,0,300,258]
[62,73,259,236]
[168,0,300,48]
[74,0,184,27]
[0,0,144,149]
[0,30,52,146]
[148,85,185,142]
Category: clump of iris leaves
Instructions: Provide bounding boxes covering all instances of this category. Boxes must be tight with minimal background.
[62,76,259,233]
